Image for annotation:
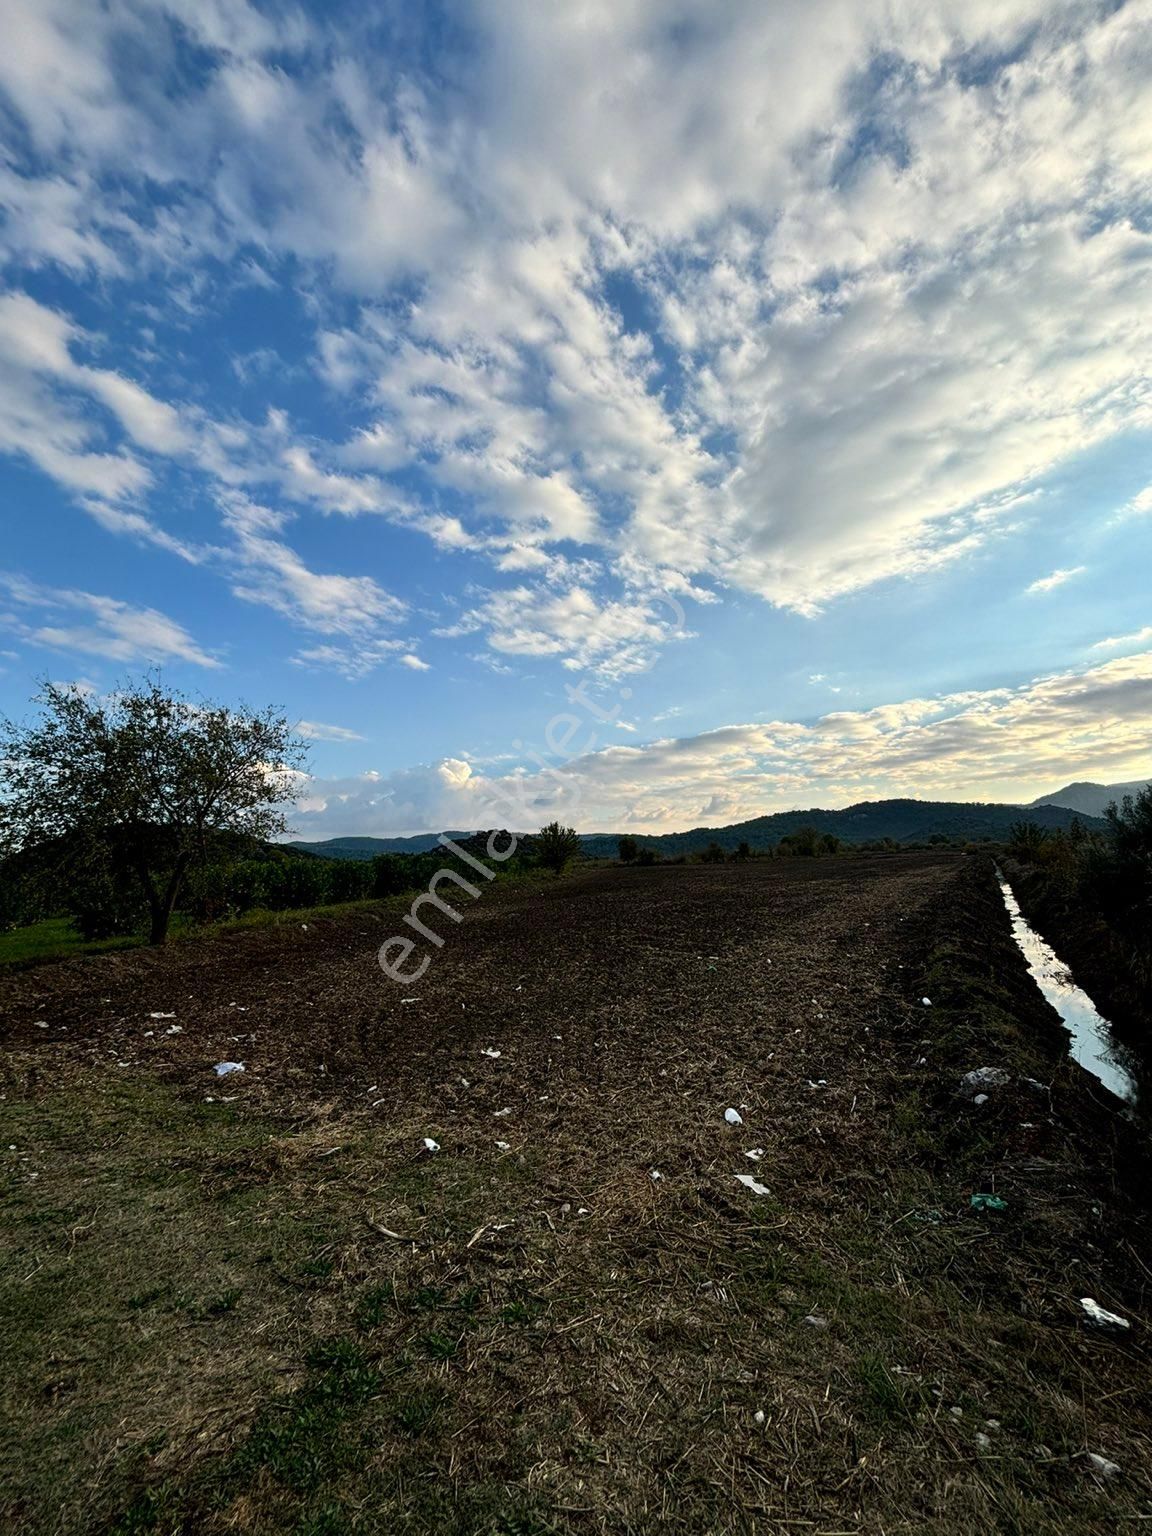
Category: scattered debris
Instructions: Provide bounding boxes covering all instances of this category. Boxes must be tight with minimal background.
[149,1012,176,1020]
[734,1173,770,1196]
[649,1169,663,1182]
[165,1025,182,1036]
[959,1066,1011,1098]
[974,1432,992,1452]
[494,1140,511,1151]
[753,1409,765,1425]
[806,1078,828,1089]
[1079,1297,1130,1330]
[921,997,932,1006]
[803,1314,828,1330]
[421,1137,440,1153]
[724,1107,743,1126]
[970,1192,1008,1212]
[973,1093,990,1106]
[1085,1452,1122,1481]
[481,1048,502,1059]
[213,1061,245,1076]
[744,1148,766,1161]
[493,1107,512,1117]
[34,1021,48,1029]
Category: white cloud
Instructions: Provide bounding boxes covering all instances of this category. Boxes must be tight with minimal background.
[1092,625,1152,651]
[2,0,1152,674]
[296,720,365,742]
[399,654,430,671]
[1119,486,1152,519]
[290,650,1152,837]
[1026,566,1086,595]
[438,582,689,678]
[219,494,405,642]
[0,571,219,667]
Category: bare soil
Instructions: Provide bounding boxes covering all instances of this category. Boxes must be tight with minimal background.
[2,853,1150,1535]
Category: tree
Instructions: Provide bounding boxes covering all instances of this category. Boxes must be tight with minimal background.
[700,840,725,864]
[0,678,306,944]
[1007,819,1048,861]
[536,821,582,874]
[618,834,639,863]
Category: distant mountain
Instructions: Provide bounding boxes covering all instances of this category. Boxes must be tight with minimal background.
[288,797,1106,862]
[287,831,483,860]
[1028,779,1149,819]
[577,797,1106,858]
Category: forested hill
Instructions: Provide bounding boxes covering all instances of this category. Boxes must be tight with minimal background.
[288,798,1104,861]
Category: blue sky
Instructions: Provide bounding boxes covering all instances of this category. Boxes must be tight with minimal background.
[1,0,1150,836]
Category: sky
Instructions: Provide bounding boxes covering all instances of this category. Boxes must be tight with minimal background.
[1,0,1151,838]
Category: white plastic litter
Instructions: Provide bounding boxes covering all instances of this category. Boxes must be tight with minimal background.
[495,1140,511,1151]
[959,1066,1011,1098]
[922,997,932,1006]
[734,1173,770,1196]
[213,1061,245,1076]
[1079,1297,1130,1330]
[149,1012,176,1019]
[422,1137,440,1153]
[1085,1452,1121,1480]
[481,1048,502,1058]
[724,1107,743,1126]
[973,1093,989,1106]
[493,1107,512,1117]
[803,1314,828,1329]
[753,1410,765,1425]
[165,1025,182,1035]
[745,1148,766,1161]
[975,1432,992,1452]
[34,1021,49,1029]
[649,1169,663,1181]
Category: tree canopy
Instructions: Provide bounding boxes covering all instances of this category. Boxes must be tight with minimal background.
[0,678,307,943]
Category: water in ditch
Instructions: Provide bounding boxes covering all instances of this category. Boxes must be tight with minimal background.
[997,872,1141,1108]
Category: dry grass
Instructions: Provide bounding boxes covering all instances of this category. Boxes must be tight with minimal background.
[2,855,1150,1534]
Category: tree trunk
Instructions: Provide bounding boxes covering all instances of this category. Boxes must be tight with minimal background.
[148,854,189,944]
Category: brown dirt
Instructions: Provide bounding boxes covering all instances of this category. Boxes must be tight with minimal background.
[2,852,1151,1535]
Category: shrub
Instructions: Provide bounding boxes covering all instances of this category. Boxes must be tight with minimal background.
[536,821,582,874]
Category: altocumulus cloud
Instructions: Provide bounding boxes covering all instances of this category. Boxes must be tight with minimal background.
[1,0,1151,677]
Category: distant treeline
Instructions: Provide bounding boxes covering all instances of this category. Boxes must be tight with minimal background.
[0,832,539,941]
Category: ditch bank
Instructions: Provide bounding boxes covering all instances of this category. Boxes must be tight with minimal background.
[907,852,1151,1327]
[1001,857,1152,1077]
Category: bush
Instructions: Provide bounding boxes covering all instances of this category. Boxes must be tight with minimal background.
[536,821,582,874]
[617,835,639,864]
[1007,820,1048,860]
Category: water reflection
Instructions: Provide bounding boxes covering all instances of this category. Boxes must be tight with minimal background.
[998,872,1141,1107]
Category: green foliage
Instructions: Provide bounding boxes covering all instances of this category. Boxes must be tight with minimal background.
[699,840,725,864]
[1007,819,1049,860]
[777,826,840,857]
[617,834,639,863]
[0,678,307,944]
[535,821,581,874]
